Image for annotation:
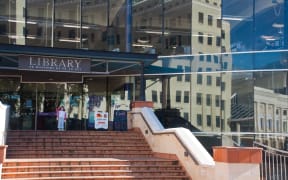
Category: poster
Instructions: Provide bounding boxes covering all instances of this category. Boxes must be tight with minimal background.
[94,111,108,130]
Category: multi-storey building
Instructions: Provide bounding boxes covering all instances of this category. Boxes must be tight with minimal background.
[143,0,232,142]
[0,0,287,151]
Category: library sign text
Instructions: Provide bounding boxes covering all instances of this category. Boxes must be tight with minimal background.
[19,55,91,73]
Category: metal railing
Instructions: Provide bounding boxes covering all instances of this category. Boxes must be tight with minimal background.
[254,141,288,180]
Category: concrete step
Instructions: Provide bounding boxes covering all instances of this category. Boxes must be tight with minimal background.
[2,175,190,180]
[2,158,190,180]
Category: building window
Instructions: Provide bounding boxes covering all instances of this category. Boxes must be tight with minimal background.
[260,118,264,130]
[223,62,228,70]
[221,46,226,53]
[216,36,221,46]
[197,114,202,126]
[207,75,212,86]
[207,36,213,45]
[221,119,225,130]
[221,30,225,39]
[221,82,226,91]
[198,32,203,43]
[276,120,280,131]
[268,119,272,130]
[185,66,191,82]
[184,112,189,120]
[215,95,220,107]
[184,91,189,103]
[198,12,204,23]
[207,55,212,62]
[116,34,120,44]
[197,93,202,105]
[57,31,62,39]
[197,74,203,84]
[284,110,287,116]
[208,15,213,26]
[221,100,225,110]
[216,116,220,128]
[284,122,287,132]
[199,53,204,61]
[214,55,219,63]
[276,109,279,115]
[177,65,183,81]
[217,19,222,28]
[152,90,157,103]
[207,115,211,126]
[176,91,181,103]
[36,27,42,37]
[0,24,6,35]
[216,77,221,86]
[68,30,76,39]
[206,94,211,106]
[206,68,212,72]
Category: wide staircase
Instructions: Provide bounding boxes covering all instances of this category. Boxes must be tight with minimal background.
[2,129,191,180]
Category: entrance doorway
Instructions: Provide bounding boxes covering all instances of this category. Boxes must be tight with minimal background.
[20,83,83,130]
[1,76,135,131]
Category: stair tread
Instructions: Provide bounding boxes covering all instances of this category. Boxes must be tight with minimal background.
[2,169,185,174]
[4,157,175,162]
[2,175,190,180]
[3,164,182,169]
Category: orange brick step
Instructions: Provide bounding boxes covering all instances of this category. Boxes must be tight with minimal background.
[3,130,191,180]
[2,158,190,180]
[2,176,190,180]
[6,130,154,159]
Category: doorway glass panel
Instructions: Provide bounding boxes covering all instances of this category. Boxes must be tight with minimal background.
[37,83,64,130]
[20,84,37,130]
[0,77,21,130]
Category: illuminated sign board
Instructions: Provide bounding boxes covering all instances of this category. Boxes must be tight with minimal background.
[19,55,91,73]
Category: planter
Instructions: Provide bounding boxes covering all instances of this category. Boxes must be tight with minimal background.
[213,146,262,164]
[130,101,153,108]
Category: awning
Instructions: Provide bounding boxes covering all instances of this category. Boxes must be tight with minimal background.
[144,65,183,74]
[0,44,158,75]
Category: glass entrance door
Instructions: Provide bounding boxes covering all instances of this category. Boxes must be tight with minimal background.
[37,83,65,130]
[36,83,84,130]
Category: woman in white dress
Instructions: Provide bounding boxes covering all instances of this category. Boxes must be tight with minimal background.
[57,106,67,131]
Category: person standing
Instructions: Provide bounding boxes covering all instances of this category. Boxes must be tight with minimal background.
[57,106,66,131]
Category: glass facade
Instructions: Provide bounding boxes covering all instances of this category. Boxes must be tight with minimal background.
[0,76,134,130]
[0,0,287,151]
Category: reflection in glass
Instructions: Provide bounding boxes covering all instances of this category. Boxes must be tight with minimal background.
[54,0,81,48]
[26,0,53,47]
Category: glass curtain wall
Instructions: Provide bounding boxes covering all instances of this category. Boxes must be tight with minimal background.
[142,0,288,152]
[0,0,127,51]
[223,0,288,149]
[0,0,26,44]
[26,0,53,47]
[54,0,81,49]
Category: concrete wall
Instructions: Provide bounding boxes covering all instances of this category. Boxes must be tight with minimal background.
[129,106,262,180]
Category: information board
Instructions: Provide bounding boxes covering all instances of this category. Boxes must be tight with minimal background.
[94,111,109,130]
